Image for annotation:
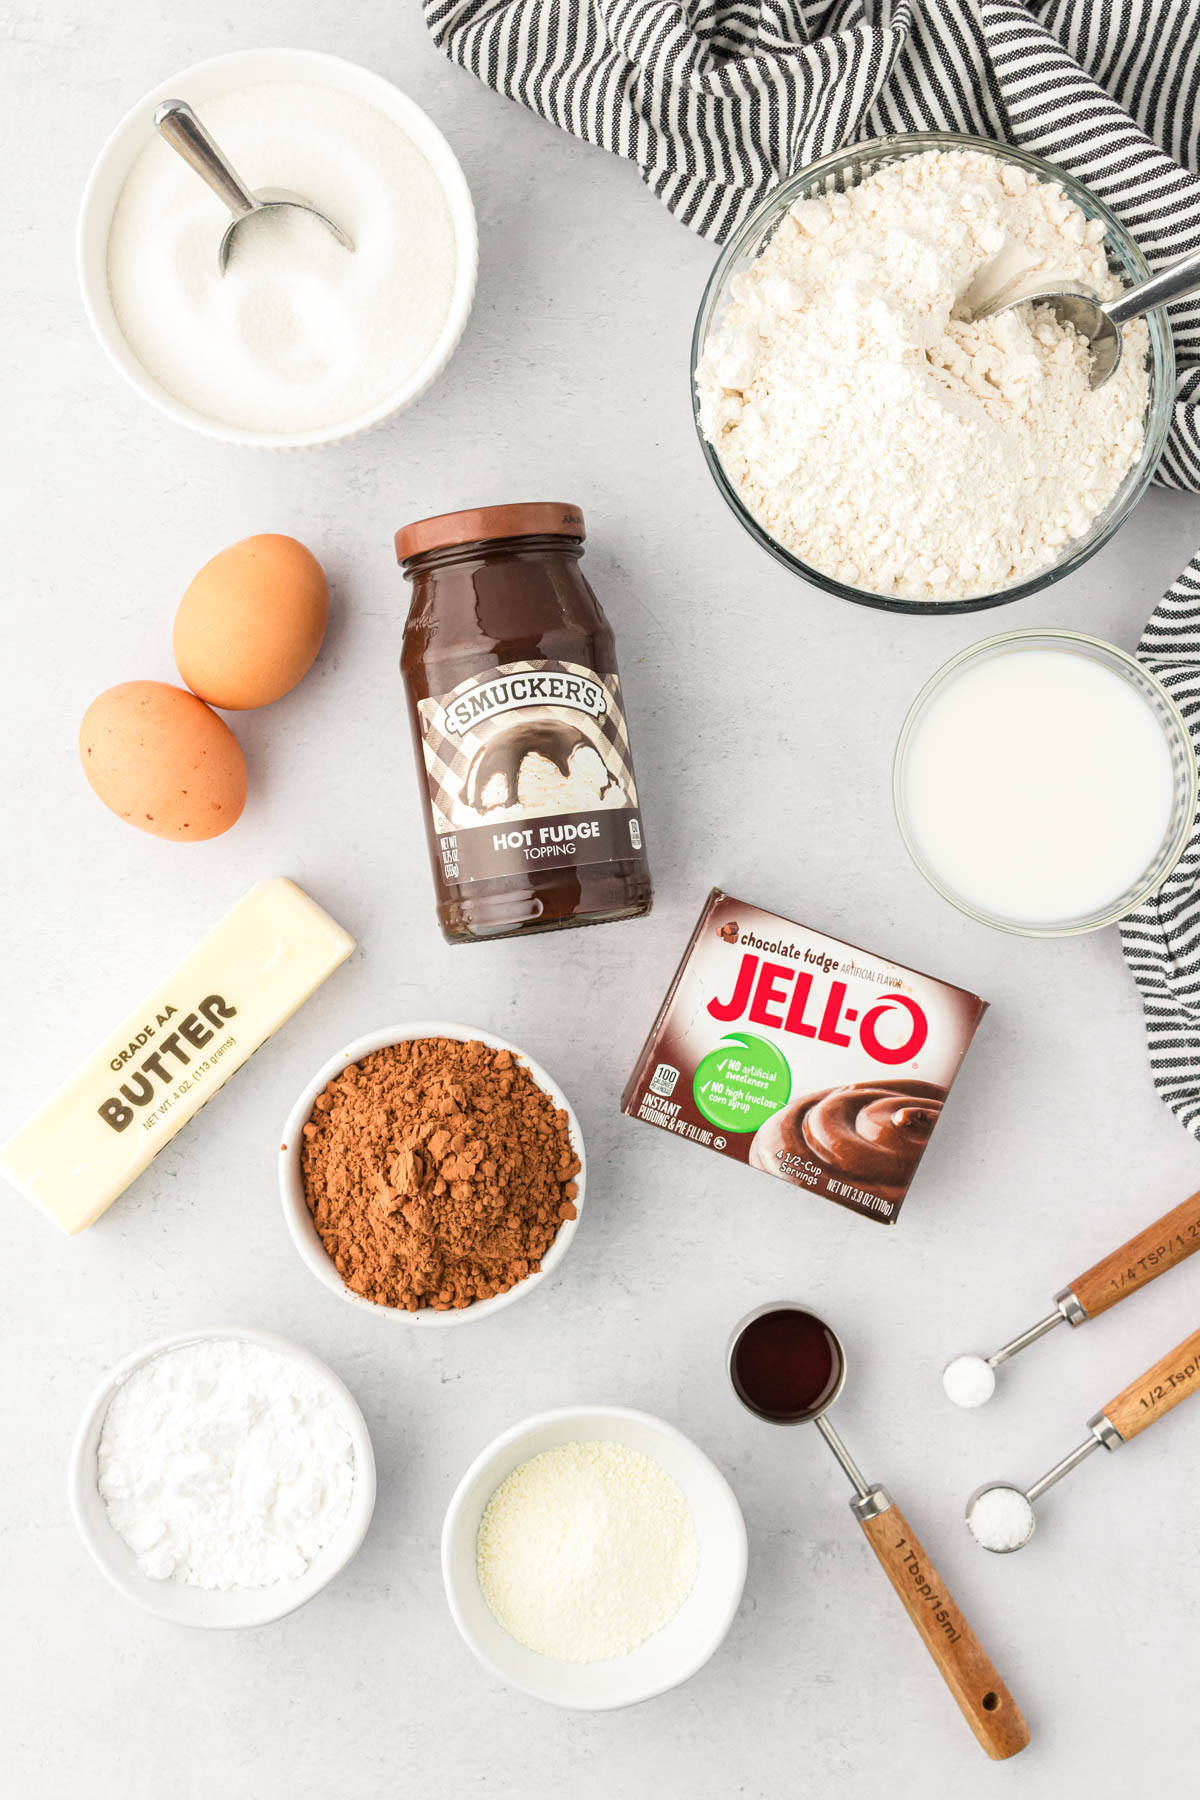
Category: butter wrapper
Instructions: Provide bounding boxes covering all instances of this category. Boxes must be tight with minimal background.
[1,878,355,1234]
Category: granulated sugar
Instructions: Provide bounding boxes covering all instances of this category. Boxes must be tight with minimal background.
[696,149,1149,602]
[476,1440,700,1661]
[107,82,457,434]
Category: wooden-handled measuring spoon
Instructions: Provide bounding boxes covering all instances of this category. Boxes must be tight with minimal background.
[729,1304,1030,1760]
[967,1324,1200,1552]
[944,1188,1200,1407]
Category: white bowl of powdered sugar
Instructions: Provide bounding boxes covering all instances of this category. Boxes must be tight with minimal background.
[693,131,1173,613]
[68,1326,376,1627]
[441,1406,747,1709]
[78,49,477,448]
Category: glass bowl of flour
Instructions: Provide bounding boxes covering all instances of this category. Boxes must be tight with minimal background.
[78,50,477,448]
[692,132,1174,614]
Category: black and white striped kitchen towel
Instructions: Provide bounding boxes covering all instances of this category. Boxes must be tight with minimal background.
[424,0,1200,479]
[1121,566,1200,1135]
[424,0,1200,1133]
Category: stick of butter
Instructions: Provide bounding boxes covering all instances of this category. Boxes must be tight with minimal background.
[1,878,355,1234]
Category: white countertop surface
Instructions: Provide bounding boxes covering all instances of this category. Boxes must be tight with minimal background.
[5,4,1200,1794]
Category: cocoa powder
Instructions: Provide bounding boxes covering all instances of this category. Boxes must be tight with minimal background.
[299,1037,581,1311]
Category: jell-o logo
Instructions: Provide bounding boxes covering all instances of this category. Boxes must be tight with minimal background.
[706,953,929,1066]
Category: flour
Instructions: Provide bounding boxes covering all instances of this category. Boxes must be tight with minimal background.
[107,82,458,434]
[476,1440,701,1661]
[696,149,1150,602]
[97,1339,355,1589]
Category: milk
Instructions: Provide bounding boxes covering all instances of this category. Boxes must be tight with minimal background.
[899,647,1176,926]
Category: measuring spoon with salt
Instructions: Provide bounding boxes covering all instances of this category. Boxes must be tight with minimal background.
[967,1323,1200,1553]
[943,1188,1200,1409]
[728,1303,1030,1760]
[154,98,354,274]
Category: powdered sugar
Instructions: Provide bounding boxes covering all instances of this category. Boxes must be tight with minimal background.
[696,149,1150,602]
[476,1440,700,1661]
[97,1338,355,1589]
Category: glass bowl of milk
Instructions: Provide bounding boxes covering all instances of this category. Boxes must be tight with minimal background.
[893,630,1197,935]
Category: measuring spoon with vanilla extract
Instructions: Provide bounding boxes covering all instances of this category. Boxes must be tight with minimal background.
[728,1304,1030,1760]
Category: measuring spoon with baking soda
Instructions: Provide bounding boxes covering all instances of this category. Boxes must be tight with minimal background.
[729,1304,1030,1760]
[967,1323,1200,1553]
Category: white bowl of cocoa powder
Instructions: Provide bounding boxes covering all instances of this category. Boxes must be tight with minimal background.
[278,1023,586,1325]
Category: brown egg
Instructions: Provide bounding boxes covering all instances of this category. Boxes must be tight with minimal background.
[174,534,329,710]
[79,682,247,841]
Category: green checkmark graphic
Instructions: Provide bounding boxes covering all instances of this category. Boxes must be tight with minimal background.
[693,1033,791,1133]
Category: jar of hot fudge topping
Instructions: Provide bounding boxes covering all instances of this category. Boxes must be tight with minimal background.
[397,503,653,943]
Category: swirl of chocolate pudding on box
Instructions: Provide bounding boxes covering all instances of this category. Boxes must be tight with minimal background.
[621,891,985,1224]
[749,1079,947,1203]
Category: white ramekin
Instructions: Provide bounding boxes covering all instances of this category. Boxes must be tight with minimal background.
[76,48,478,449]
[442,1406,748,1709]
[279,1023,586,1326]
[68,1325,377,1628]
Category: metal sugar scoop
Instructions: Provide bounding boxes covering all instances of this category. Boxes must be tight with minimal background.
[728,1303,1029,1761]
[154,98,353,274]
[967,1324,1200,1553]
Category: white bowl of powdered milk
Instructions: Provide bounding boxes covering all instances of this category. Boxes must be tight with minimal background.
[68,1326,377,1627]
[441,1406,748,1708]
[77,49,477,448]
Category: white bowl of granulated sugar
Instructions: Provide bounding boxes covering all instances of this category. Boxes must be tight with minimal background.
[442,1406,748,1709]
[77,48,477,448]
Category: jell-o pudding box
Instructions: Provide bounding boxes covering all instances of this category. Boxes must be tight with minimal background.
[622,890,986,1225]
